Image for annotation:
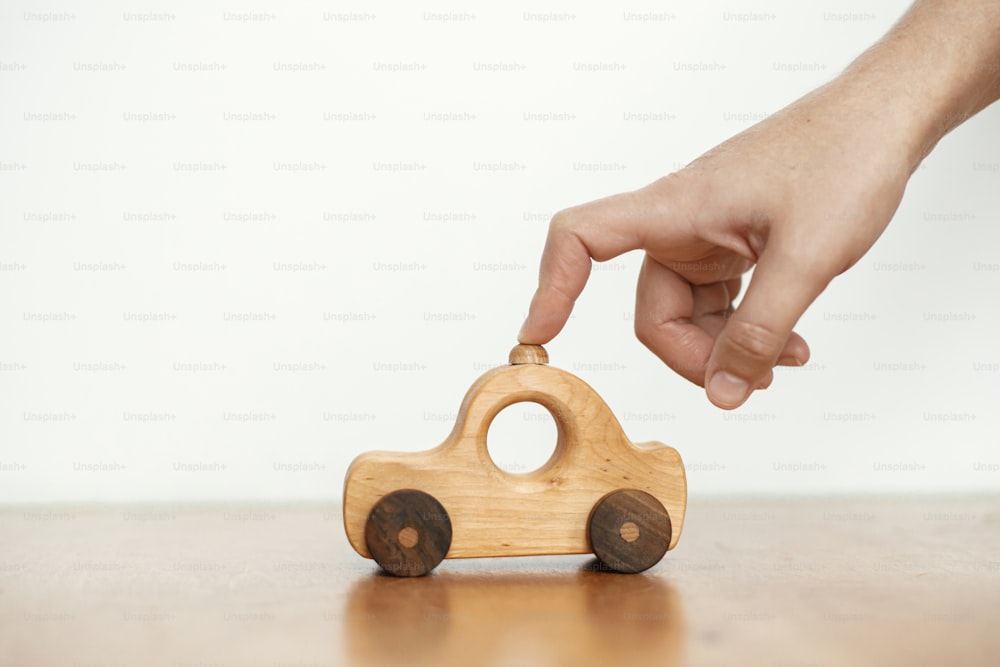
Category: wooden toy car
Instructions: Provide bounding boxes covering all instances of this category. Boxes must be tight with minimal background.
[342,344,688,576]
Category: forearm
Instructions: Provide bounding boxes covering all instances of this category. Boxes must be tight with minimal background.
[840,0,1000,167]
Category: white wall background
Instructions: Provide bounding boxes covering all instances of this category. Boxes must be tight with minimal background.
[1,0,998,502]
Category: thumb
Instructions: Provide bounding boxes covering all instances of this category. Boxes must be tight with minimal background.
[705,248,828,409]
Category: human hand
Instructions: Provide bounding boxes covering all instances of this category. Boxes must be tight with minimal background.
[518,80,916,409]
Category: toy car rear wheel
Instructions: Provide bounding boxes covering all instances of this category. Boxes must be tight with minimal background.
[588,489,672,574]
[365,489,452,577]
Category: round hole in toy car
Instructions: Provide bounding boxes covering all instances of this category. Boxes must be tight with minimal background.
[365,489,453,577]
[486,400,559,476]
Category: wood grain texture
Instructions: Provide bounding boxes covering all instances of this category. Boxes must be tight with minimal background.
[588,489,672,574]
[364,489,453,577]
[5,498,1000,667]
[343,347,687,561]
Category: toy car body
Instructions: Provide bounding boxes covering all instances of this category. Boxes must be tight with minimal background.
[343,346,687,575]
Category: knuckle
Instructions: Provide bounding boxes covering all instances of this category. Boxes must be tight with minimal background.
[649,169,711,231]
[633,315,655,347]
[548,208,577,235]
[723,319,783,364]
[649,170,687,193]
[633,316,694,355]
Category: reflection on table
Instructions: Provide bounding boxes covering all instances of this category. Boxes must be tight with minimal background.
[344,560,684,667]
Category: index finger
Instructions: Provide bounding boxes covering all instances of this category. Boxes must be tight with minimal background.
[517,190,656,344]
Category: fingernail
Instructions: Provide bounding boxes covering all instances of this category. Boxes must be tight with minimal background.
[776,355,803,367]
[708,371,750,408]
[517,319,529,343]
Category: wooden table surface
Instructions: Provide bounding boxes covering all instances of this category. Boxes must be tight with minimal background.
[2,496,999,667]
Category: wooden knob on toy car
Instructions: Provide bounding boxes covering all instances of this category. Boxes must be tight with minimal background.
[508,344,548,365]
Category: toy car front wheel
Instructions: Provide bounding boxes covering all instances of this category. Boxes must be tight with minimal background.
[587,489,672,574]
[365,489,453,577]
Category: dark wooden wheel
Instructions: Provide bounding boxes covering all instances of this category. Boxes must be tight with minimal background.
[587,489,672,574]
[365,489,452,577]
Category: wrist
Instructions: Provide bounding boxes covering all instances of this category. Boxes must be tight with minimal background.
[835,0,1000,171]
